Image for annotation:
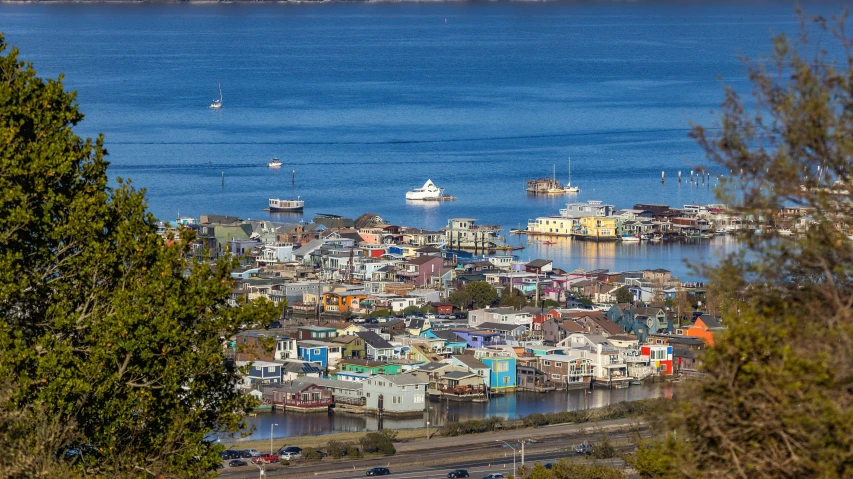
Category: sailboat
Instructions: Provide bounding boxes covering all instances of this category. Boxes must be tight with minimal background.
[565,156,580,193]
[209,81,222,109]
[547,165,565,194]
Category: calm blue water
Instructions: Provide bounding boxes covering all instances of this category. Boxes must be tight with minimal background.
[0,2,838,278]
[222,382,674,441]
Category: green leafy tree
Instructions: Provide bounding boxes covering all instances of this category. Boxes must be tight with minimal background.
[465,281,499,309]
[448,289,473,311]
[0,36,278,477]
[637,11,853,479]
[614,287,633,304]
[500,286,528,310]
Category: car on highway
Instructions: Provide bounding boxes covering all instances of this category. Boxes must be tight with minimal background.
[366,467,391,476]
[483,474,505,479]
[448,469,470,478]
[228,459,248,467]
[576,443,593,456]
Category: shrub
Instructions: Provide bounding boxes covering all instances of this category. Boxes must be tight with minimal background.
[327,440,350,459]
[359,432,396,456]
[279,459,290,466]
[303,448,324,462]
[378,429,398,442]
[346,446,361,458]
[523,413,547,427]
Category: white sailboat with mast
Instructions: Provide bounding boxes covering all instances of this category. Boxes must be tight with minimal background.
[565,156,579,192]
[547,164,564,194]
[209,81,222,109]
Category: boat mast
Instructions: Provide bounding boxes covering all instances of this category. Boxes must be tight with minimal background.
[218,81,222,104]
[568,156,571,186]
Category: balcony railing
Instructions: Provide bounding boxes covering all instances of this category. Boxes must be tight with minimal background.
[282,398,334,408]
[437,385,487,395]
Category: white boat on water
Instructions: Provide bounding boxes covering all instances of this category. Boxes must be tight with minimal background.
[564,156,580,193]
[620,234,640,242]
[406,179,444,200]
[267,197,304,212]
[268,158,282,168]
[209,81,222,109]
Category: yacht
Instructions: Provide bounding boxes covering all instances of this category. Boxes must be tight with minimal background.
[268,158,283,168]
[209,81,222,109]
[267,197,304,212]
[406,179,444,200]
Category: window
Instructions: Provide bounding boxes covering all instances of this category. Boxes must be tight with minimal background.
[414,395,424,404]
[544,361,551,366]
[555,362,562,368]
[552,374,560,379]
[267,366,276,373]
[494,361,508,373]
[401,386,406,391]
[414,385,420,390]
[367,392,370,397]
[314,349,321,355]
[503,377,509,385]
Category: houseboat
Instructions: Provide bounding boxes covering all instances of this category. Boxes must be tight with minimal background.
[267,197,304,212]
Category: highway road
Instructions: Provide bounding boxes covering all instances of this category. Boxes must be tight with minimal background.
[217,419,646,478]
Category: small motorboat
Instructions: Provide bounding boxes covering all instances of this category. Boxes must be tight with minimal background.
[268,158,282,168]
[620,234,640,242]
[542,241,556,245]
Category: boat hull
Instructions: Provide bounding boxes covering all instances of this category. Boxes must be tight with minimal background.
[269,205,303,212]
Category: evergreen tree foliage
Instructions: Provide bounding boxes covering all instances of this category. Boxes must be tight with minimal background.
[0,35,278,477]
[634,11,853,479]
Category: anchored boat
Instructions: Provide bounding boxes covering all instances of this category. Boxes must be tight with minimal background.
[267,197,304,212]
[406,179,444,200]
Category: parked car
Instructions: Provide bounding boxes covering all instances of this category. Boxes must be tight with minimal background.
[281,451,302,460]
[267,320,282,329]
[219,450,239,460]
[279,446,302,455]
[366,467,391,476]
[228,459,248,467]
[483,474,505,479]
[238,450,254,458]
[543,463,553,469]
[313,449,328,457]
[253,453,279,463]
[244,449,261,457]
[448,469,470,478]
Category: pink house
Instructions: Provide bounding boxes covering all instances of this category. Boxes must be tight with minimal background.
[397,255,444,287]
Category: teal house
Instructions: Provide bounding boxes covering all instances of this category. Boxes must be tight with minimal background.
[480,356,517,391]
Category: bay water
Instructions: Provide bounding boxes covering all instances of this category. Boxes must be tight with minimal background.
[2,2,838,278]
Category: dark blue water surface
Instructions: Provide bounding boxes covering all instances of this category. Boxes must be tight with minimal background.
[0,2,839,278]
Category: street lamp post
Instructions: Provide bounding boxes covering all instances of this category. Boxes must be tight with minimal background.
[426,406,434,440]
[270,423,279,455]
[496,440,517,477]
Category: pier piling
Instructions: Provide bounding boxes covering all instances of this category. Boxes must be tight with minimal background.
[221,171,224,187]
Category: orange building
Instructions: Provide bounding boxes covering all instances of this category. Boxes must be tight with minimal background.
[322,291,367,313]
[677,314,723,346]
